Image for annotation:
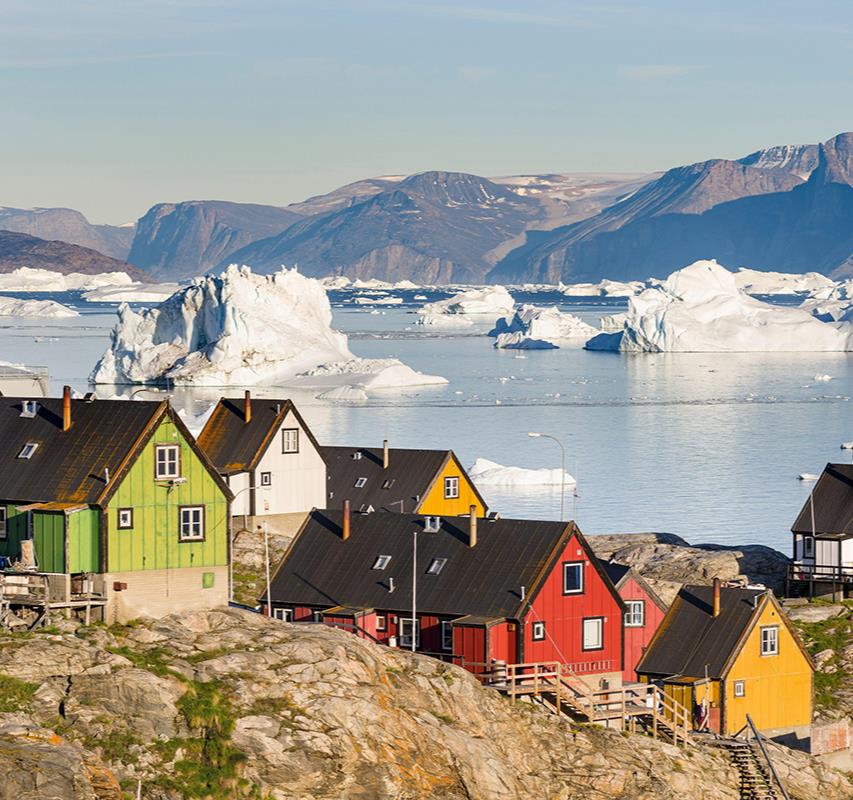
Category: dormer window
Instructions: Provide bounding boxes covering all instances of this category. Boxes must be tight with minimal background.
[372,555,391,570]
[354,477,367,488]
[426,557,447,575]
[17,442,38,459]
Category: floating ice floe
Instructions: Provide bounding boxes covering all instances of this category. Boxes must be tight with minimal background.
[354,296,403,305]
[419,285,514,317]
[90,265,447,390]
[798,473,820,481]
[814,374,833,382]
[585,260,853,353]
[315,385,370,403]
[82,282,182,304]
[0,295,78,317]
[560,279,644,297]
[489,305,598,349]
[469,458,576,487]
[732,268,836,296]
[841,442,853,450]
[0,267,135,292]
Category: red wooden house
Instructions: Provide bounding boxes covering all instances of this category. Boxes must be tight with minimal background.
[264,506,626,690]
[602,562,668,682]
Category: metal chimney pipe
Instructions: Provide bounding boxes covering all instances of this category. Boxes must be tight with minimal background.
[62,385,72,431]
[342,499,351,540]
[383,439,389,469]
[468,504,477,548]
[244,390,251,424]
[712,577,721,618]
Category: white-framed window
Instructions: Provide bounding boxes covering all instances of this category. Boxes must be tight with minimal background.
[563,561,584,594]
[803,536,814,559]
[155,444,180,479]
[282,428,299,453]
[734,680,745,698]
[399,618,420,647]
[582,617,604,651]
[178,506,205,541]
[376,614,387,632]
[17,442,39,460]
[272,607,293,622]
[260,471,272,487]
[760,625,779,656]
[532,620,546,641]
[0,507,6,540]
[441,621,453,651]
[372,555,391,570]
[624,600,645,627]
[354,477,367,488]
[426,557,447,575]
[444,476,460,499]
[117,508,134,530]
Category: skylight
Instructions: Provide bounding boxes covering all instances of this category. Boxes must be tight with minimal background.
[381,479,395,489]
[372,555,391,570]
[17,442,38,459]
[426,557,447,575]
[354,477,367,488]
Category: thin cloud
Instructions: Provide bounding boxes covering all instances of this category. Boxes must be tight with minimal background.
[623,64,697,80]
[407,3,590,27]
[460,66,496,82]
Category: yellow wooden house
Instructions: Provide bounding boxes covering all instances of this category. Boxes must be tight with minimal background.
[636,581,813,737]
[320,441,487,517]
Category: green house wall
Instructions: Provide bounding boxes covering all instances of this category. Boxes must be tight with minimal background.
[0,504,29,563]
[32,512,65,573]
[67,509,100,573]
[106,416,228,573]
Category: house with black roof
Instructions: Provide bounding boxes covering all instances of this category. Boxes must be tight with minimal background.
[0,387,231,624]
[198,393,326,520]
[788,462,853,598]
[321,443,487,517]
[264,506,625,690]
[636,580,813,737]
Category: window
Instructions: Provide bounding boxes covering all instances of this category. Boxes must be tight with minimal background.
[17,442,38,459]
[282,428,299,453]
[582,617,604,651]
[444,476,460,499]
[803,536,814,559]
[532,621,546,641]
[260,471,272,487]
[372,555,391,570]
[155,444,180,479]
[760,625,779,656]
[354,477,367,488]
[178,506,205,541]
[312,611,323,622]
[399,618,420,647]
[734,680,745,698]
[624,600,645,627]
[426,557,447,575]
[562,562,584,594]
[376,614,387,632]
[0,507,5,540]
[272,608,293,622]
[441,621,453,651]
[381,479,395,489]
[117,508,134,530]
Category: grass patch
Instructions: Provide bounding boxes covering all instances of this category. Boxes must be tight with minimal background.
[185,647,235,664]
[0,673,38,712]
[247,692,307,720]
[432,711,455,725]
[106,645,181,679]
[83,730,141,764]
[793,605,853,712]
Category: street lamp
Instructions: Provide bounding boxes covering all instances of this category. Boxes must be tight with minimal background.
[528,432,567,521]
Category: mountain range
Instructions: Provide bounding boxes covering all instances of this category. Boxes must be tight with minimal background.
[1,131,851,283]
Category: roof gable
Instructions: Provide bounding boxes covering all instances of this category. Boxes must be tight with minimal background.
[268,510,572,618]
[603,561,667,612]
[791,463,853,538]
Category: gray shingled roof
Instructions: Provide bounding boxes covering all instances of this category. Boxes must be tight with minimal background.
[791,463,853,538]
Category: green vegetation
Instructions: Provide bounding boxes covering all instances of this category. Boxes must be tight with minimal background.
[107,645,181,679]
[0,673,38,712]
[793,602,853,712]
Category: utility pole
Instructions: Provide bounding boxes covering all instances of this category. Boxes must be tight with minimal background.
[411,529,417,653]
[263,520,271,617]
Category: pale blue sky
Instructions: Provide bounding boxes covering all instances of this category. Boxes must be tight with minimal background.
[2,0,851,222]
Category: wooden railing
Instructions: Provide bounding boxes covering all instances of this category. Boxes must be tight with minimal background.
[787,563,853,583]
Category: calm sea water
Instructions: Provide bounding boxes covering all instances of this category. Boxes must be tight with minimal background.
[1,288,850,553]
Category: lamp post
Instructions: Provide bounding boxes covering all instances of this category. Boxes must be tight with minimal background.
[528,432,567,521]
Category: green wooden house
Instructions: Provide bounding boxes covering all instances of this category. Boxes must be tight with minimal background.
[0,388,231,622]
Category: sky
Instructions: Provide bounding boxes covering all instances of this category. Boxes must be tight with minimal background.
[2,0,852,223]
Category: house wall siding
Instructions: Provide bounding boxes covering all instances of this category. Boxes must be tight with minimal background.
[0,504,29,562]
[67,508,100,573]
[32,511,65,573]
[418,456,486,517]
[619,576,667,682]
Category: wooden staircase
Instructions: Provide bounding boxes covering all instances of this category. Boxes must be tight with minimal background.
[725,740,781,800]
[495,661,692,746]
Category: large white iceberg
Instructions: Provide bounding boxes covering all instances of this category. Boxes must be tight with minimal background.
[468,458,576,487]
[418,286,514,317]
[90,265,448,389]
[799,281,853,322]
[732,268,836,296]
[0,267,135,292]
[489,305,598,349]
[585,260,853,353]
[0,295,78,317]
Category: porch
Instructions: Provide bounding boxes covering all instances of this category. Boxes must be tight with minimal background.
[786,563,853,599]
[0,570,107,630]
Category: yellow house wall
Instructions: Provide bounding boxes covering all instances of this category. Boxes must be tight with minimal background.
[418,457,486,517]
[724,602,812,734]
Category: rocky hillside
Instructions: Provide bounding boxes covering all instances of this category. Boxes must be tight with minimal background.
[0,230,146,278]
[1,609,850,800]
[0,207,135,261]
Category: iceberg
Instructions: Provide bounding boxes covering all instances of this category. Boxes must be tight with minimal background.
[82,282,182,304]
[489,305,598,349]
[418,286,514,317]
[560,279,644,297]
[90,265,448,389]
[0,267,135,292]
[0,295,78,317]
[732,268,836,296]
[585,260,853,353]
[353,295,403,305]
[468,458,575,487]
[799,281,853,322]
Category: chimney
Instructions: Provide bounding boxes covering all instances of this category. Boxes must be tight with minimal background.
[244,390,251,424]
[62,385,71,431]
[468,504,477,548]
[712,577,721,618]
[342,499,351,541]
[383,439,389,469]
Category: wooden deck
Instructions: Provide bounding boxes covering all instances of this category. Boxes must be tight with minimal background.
[0,571,106,629]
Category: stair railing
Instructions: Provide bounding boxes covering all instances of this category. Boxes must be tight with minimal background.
[744,714,791,800]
